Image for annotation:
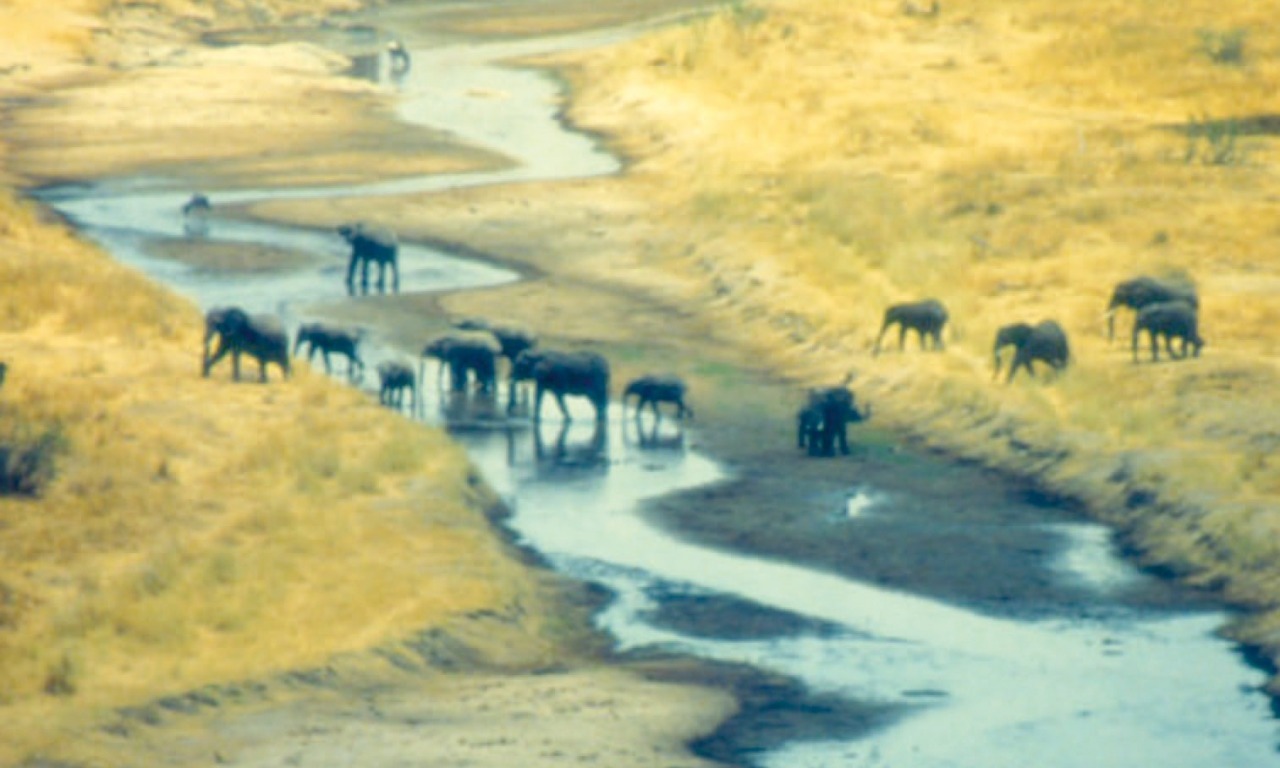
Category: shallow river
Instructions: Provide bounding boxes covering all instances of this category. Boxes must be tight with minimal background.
[34,6,1280,767]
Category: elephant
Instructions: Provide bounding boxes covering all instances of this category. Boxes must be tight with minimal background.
[622,374,693,420]
[873,299,949,354]
[453,318,538,364]
[1132,301,1203,362]
[993,320,1070,383]
[202,306,291,382]
[338,222,399,295]
[181,193,211,236]
[512,349,610,424]
[377,360,417,411]
[1106,275,1198,340]
[453,319,540,409]
[0,361,7,389]
[796,385,869,457]
[294,322,364,381]
[421,333,500,394]
[386,40,411,74]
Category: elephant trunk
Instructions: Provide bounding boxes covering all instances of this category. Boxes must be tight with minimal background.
[1105,308,1118,340]
[201,328,216,377]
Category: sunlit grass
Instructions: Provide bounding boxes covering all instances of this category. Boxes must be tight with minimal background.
[0,138,533,765]
[561,0,1280,671]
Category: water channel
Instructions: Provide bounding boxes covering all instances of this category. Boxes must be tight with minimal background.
[32,6,1280,767]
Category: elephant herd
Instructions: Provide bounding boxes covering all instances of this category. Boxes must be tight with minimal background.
[868,273,1203,380]
[200,307,694,434]
[198,260,1204,465]
[796,273,1205,457]
[418,319,691,426]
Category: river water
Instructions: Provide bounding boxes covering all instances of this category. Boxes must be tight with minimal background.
[33,7,1280,767]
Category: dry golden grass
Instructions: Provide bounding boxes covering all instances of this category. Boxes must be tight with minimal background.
[561,0,1280,666]
[0,28,542,762]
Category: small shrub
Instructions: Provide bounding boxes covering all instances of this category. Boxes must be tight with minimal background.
[43,653,77,697]
[725,0,766,27]
[0,423,67,496]
[1197,28,1247,66]
[1183,115,1244,166]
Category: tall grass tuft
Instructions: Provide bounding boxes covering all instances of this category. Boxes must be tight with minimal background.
[1197,27,1248,66]
[0,411,66,497]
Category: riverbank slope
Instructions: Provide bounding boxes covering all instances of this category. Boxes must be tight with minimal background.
[554,0,1280,680]
[0,1,733,766]
[260,0,1280,687]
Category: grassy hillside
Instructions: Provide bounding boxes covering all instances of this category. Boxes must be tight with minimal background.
[561,0,1280,673]
[0,3,558,764]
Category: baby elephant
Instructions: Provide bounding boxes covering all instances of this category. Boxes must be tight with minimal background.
[992,320,1070,383]
[874,298,949,355]
[1132,301,1203,362]
[377,360,417,411]
[797,386,870,457]
[294,322,364,381]
[623,374,693,420]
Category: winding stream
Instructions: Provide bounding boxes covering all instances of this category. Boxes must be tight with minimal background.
[33,7,1280,767]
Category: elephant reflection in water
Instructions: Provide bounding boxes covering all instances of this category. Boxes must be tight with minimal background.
[622,413,686,452]
[530,419,608,471]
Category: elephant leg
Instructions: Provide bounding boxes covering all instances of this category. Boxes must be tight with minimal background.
[898,325,908,351]
[533,385,547,423]
[1149,331,1160,361]
[231,349,243,381]
[375,260,386,292]
[258,357,269,383]
[390,261,400,293]
[554,391,573,422]
[873,324,889,355]
[345,255,359,291]
[203,339,222,377]
[360,257,372,292]
[321,350,333,374]
[809,424,825,456]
